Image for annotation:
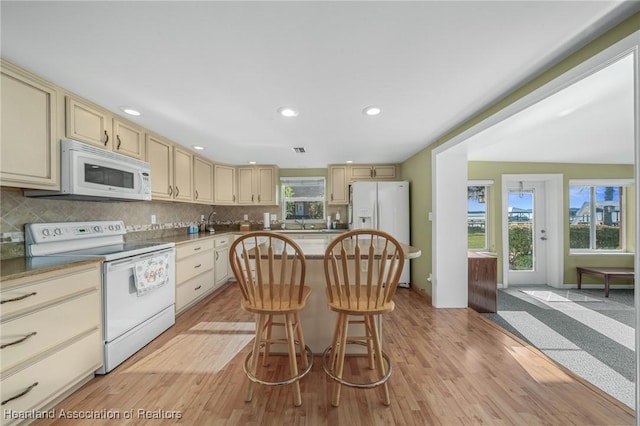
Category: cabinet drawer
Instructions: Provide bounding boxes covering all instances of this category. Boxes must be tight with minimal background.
[176,239,215,260]
[176,251,214,283]
[214,236,231,247]
[176,271,215,313]
[1,291,100,373]
[1,330,102,421]
[1,266,100,319]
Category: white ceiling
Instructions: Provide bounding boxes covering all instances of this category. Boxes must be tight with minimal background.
[1,1,638,168]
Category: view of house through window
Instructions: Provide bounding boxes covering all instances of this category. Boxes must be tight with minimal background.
[569,183,623,251]
[467,185,488,250]
[281,177,326,223]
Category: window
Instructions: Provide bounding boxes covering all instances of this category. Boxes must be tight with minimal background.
[467,184,489,250]
[569,180,629,252]
[281,177,326,223]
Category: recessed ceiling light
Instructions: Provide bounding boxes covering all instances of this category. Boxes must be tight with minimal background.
[120,107,141,116]
[192,145,205,151]
[363,106,381,116]
[249,161,257,164]
[278,107,299,117]
[346,160,353,164]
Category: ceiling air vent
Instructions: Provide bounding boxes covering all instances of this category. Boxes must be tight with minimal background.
[292,147,306,153]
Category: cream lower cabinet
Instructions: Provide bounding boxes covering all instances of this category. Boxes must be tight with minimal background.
[213,235,231,288]
[214,164,237,205]
[0,262,102,424]
[175,239,215,315]
[0,59,59,190]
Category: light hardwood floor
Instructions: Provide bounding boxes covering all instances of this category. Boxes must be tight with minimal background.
[35,284,634,425]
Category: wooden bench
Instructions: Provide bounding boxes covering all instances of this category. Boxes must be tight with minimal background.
[576,266,635,297]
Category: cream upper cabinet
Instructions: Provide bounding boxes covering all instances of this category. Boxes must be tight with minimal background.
[1,60,60,190]
[328,165,349,205]
[256,166,278,205]
[66,96,112,149]
[214,164,237,205]
[66,96,145,160]
[193,156,214,204]
[349,164,397,180]
[237,165,278,205]
[146,134,174,201]
[173,146,194,202]
[237,166,255,205]
[113,118,145,160]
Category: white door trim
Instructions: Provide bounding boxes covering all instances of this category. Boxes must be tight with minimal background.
[501,174,563,288]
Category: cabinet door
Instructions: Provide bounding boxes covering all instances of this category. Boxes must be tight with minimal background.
[113,118,145,159]
[214,247,229,286]
[214,164,236,204]
[0,61,59,189]
[193,157,214,204]
[350,165,374,179]
[256,166,277,205]
[328,165,349,205]
[372,165,397,179]
[237,166,256,205]
[146,134,173,200]
[66,96,112,149]
[173,147,193,202]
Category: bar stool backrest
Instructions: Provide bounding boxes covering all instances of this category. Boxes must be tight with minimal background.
[230,231,307,311]
[324,229,404,312]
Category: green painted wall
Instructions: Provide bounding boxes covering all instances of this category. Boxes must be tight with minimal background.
[468,162,635,284]
[400,12,640,294]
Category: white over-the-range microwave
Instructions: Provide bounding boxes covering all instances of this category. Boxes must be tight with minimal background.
[25,139,152,201]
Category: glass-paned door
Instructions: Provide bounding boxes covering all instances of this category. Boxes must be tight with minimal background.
[506,181,547,285]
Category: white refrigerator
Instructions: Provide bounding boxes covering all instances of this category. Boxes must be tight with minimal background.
[349,181,410,286]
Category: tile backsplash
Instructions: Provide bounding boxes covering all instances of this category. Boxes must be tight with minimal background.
[1,188,346,258]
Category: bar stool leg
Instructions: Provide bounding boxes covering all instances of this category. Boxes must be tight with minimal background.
[246,314,266,402]
[293,312,309,368]
[332,312,350,407]
[368,314,390,405]
[262,314,273,366]
[329,314,342,371]
[285,313,302,406]
[365,315,375,370]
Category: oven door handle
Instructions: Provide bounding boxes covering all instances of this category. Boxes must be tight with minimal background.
[106,248,175,272]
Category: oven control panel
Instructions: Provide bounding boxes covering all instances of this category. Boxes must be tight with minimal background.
[25,220,126,244]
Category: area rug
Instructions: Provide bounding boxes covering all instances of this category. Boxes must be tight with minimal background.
[520,290,602,303]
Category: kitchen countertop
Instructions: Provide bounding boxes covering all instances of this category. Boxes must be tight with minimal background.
[1,229,414,281]
[0,256,104,282]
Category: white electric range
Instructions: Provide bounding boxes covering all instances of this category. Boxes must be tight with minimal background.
[25,220,176,374]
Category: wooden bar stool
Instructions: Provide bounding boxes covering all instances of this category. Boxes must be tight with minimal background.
[229,232,313,406]
[322,229,405,406]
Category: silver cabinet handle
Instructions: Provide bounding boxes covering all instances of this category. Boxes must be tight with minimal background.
[2,382,38,406]
[1,332,37,349]
[1,292,37,304]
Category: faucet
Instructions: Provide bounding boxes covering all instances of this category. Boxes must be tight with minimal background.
[294,217,306,230]
[206,211,216,232]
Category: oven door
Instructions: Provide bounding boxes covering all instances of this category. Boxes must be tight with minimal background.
[65,142,151,201]
[102,248,176,342]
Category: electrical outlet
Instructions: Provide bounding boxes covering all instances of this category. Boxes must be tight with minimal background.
[151,214,157,224]
[200,214,205,222]
[243,214,248,221]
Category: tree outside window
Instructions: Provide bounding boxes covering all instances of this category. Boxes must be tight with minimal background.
[281,177,326,222]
